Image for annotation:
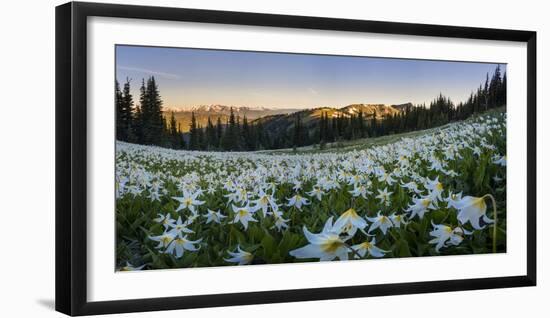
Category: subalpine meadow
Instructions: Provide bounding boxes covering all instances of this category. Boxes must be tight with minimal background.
[115,46,507,271]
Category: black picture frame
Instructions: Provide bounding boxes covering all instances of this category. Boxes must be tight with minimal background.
[55,1,537,316]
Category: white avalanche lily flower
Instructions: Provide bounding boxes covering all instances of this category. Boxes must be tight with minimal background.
[375,187,393,207]
[167,216,194,237]
[286,194,310,210]
[348,174,363,186]
[172,190,205,213]
[165,235,202,258]
[349,185,371,199]
[425,176,444,202]
[445,191,463,209]
[271,209,290,232]
[367,212,394,234]
[401,181,422,194]
[333,208,368,236]
[289,217,349,261]
[203,209,227,224]
[251,189,276,217]
[224,245,253,265]
[306,187,326,201]
[405,196,437,219]
[429,222,471,252]
[154,213,176,229]
[120,262,146,271]
[454,196,494,230]
[149,189,161,202]
[389,213,407,227]
[378,172,396,186]
[493,155,506,166]
[350,238,386,258]
[149,232,175,249]
[231,203,258,230]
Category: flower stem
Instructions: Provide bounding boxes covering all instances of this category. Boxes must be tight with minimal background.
[483,194,498,253]
[345,243,363,259]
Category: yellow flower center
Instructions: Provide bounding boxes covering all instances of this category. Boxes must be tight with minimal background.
[184,198,193,206]
[422,199,431,207]
[436,182,443,191]
[239,209,248,217]
[321,237,345,254]
[175,237,186,244]
[243,253,253,262]
[343,208,359,220]
[260,196,269,204]
[360,241,372,249]
[473,197,487,214]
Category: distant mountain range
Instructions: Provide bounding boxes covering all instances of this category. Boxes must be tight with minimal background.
[164,103,413,132]
[165,105,300,132]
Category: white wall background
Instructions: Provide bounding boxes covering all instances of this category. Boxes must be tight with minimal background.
[0,0,546,317]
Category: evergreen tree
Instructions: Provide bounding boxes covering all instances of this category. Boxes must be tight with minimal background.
[501,71,507,106]
[358,110,365,138]
[139,76,164,145]
[370,110,378,137]
[148,77,164,145]
[216,117,223,149]
[122,79,135,142]
[484,73,490,111]
[206,117,217,150]
[489,64,502,108]
[197,124,205,150]
[221,107,239,150]
[168,111,179,148]
[177,123,186,149]
[115,80,124,140]
[293,113,302,147]
[242,115,253,150]
[188,112,199,150]
[317,112,326,150]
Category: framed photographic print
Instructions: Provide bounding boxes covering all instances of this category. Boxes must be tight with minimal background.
[55,1,536,316]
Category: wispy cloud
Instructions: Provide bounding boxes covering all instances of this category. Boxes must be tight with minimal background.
[308,87,319,95]
[117,65,181,80]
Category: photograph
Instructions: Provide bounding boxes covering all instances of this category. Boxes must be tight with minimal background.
[114,45,507,271]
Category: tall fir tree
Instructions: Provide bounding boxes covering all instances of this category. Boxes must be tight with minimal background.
[121,79,135,141]
[188,112,199,150]
[206,117,217,150]
[216,117,223,149]
[293,113,303,147]
[115,80,124,140]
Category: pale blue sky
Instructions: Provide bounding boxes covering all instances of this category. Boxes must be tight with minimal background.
[116,45,505,109]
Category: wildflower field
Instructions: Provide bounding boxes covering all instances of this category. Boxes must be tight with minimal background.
[115,111,506,271]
